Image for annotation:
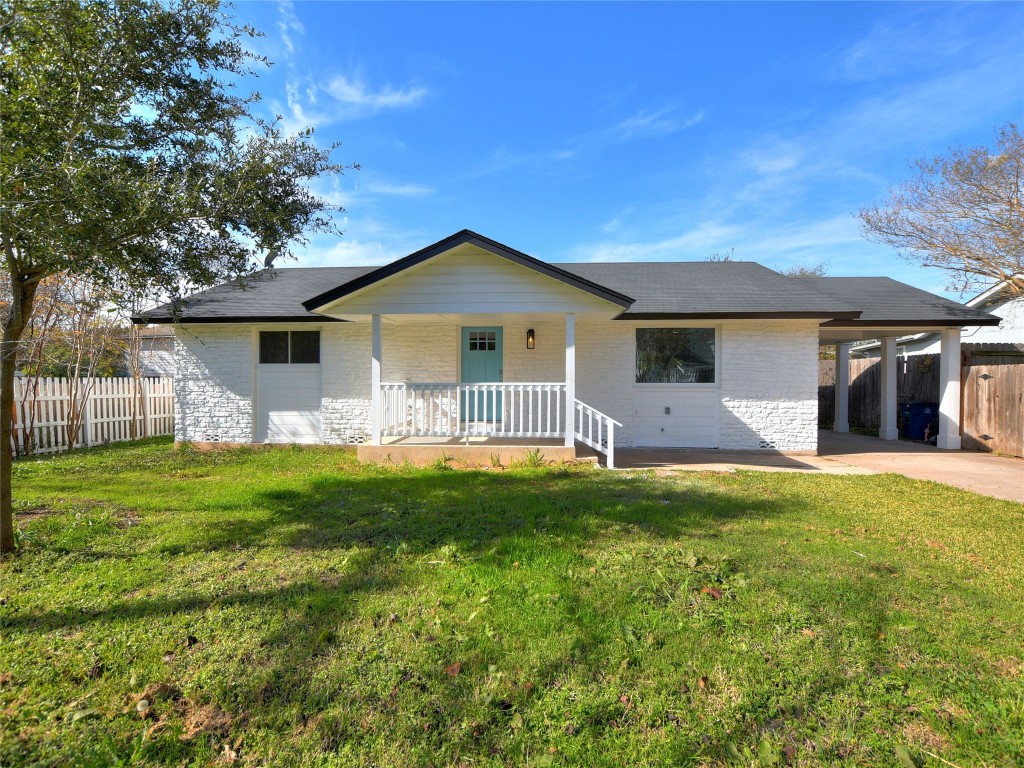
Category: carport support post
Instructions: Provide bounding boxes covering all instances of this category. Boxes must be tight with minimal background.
[564,313,575,448]
[937,328,962,450]
[834,343,850,433]
[371,314,382,445]
[879,336,898,440]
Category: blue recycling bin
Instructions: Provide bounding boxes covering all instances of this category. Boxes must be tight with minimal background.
[900,401,939,441]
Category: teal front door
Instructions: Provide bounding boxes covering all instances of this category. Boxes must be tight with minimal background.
[461,327,503,422]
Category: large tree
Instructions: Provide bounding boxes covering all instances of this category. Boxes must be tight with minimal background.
[0,0,348,553]
[858,123,1023,295]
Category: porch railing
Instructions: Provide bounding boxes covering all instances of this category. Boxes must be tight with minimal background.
[573,399,623,469]
[379,382,623,468]
[381,382,567,438]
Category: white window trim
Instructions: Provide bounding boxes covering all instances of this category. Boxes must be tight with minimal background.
[633,325,721,387]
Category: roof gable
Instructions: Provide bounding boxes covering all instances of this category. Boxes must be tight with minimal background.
[302,230,634,313]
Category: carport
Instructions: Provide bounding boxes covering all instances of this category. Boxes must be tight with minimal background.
[804,277,1002,449]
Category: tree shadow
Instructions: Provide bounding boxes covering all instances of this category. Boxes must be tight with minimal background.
[19,463,958,764]
[155,467,798,558]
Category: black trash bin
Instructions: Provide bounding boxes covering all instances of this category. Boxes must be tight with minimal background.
[901,401,940,441]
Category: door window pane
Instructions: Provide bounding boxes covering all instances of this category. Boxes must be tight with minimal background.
[259,331,289,364]
[290,331,320,363]
[635,328,716,383]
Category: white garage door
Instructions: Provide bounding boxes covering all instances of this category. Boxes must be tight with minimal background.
[632,388,720,448]
[257,363,321,443]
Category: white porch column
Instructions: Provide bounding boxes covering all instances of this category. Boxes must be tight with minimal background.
[564,313,576,448]
[834,342,850,433]
[370,314,382,445]
[937,328,962,450]
[879,336,899,440]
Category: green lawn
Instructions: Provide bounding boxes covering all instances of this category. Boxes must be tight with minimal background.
[2,440,1022,767]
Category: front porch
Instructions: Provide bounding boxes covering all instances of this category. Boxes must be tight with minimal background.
[365,314,621,466]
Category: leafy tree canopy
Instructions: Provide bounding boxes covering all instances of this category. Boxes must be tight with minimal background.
[0,0,350,552]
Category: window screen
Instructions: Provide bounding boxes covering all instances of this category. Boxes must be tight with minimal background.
[635,328,716,384]
[259,331,320,364]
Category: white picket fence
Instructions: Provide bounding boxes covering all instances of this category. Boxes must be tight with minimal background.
[11,376,174,455]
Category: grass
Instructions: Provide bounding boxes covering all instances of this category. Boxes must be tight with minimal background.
[1,439,1022,767]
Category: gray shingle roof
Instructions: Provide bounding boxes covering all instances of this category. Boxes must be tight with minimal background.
[140,266,376,323]
[799,277,998,326]
[135,260,998,327]
[554,262,859,317]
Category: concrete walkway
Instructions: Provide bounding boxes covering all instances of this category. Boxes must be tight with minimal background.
[614,431,1024,503]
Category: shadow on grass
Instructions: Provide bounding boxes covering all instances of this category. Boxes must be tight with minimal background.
[10,464,868,764]
[158,467,795,557]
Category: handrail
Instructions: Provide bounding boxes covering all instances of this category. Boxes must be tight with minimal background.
[574,399,622,427]
[573,398,620,469]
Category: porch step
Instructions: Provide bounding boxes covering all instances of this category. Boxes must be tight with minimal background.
[357,442,581,468]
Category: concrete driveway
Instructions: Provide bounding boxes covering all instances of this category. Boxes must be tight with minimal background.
[817,431,1023,502]
[614,431,1024,503]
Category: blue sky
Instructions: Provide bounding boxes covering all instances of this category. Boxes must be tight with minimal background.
[234,1,1023,296]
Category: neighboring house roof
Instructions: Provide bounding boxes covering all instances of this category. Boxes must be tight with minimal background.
[133,230,1000,327]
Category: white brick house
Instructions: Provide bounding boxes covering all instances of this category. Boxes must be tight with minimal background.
[139,230,999,466]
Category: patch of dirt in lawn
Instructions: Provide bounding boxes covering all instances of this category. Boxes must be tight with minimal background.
[991,656,1021,678]
[901,720,950,751]
[17,499,140,528]
[181,704,233,740]
[126,684,234,741]
[15,506,62,523]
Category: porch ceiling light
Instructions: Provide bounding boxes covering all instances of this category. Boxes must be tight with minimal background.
[526,328,536,349]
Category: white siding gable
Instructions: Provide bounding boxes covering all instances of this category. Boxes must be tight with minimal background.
[320,246,620,317]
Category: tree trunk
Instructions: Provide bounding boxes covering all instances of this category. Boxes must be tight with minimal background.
[1,273,39,554]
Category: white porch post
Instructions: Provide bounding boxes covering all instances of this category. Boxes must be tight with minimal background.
[834,342,850,433]
[564,313,575,448]
[879,336,899,440]
[937,328,962,450]
[370,314,382,445]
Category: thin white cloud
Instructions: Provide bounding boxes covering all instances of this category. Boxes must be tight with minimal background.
[466,106,704,179]
[293,238,407,268]
[828,7,975,83]
[613,108,683,140]
[573,221,742,263]
[362,181,434,197]
[276,0,304,56]
[324,75,428,112]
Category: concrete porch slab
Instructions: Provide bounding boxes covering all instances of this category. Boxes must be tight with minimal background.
[357,439,582,468]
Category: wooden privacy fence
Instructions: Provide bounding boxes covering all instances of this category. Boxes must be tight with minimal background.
[819,356,1024,457]
[819,356,940,431]
[962,363,1024,458]
[11,377,174,455]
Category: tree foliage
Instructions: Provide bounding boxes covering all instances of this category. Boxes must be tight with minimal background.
[779,263,829,278]
[0,0,350,552]
[858,123,1024,295]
